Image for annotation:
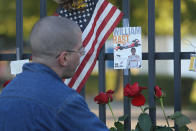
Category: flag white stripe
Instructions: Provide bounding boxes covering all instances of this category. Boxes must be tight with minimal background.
[71,10,121,90]
[84,4,113,53]
[82,0,105,40]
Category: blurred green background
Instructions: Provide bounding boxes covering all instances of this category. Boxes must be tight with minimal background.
[0,0,196,44]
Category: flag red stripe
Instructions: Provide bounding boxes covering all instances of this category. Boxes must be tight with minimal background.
[76,12,123,92]
[68,6,117,87]
[82,0,108,47]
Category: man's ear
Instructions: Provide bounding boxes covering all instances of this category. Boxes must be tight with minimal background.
[57,51,69,66]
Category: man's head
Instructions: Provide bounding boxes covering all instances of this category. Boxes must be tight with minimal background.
[30,16,83,78]
[131,47,136,55]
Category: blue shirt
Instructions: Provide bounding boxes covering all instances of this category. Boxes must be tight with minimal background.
[0,63,108,131]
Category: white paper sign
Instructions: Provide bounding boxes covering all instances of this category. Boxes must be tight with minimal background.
[113,27,142,69]
[189,54,196,72]
[10,59,29,75]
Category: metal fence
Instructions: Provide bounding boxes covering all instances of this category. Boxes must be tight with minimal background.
[0,0,194,131]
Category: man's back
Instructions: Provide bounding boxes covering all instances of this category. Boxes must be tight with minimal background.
[0,63,108,131]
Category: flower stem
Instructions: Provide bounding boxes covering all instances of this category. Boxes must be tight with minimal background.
[140,106,144,113]
[160,97,170,127]
[107,102,117,122]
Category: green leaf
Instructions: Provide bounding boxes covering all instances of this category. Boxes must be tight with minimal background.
[118,115,128,121]
[168,111,191,127]
[138,113,152,131]
[110,127,117,131]
[168,111,182,120]
[175,115,191,127]
[133,122,142,131]
[155,126,173,131]
[179,126,189,131]
[135,123,141,131]
[114,121,124,131]
[143,106,156,113]
[144,106,150,112]
[132,129,140,131]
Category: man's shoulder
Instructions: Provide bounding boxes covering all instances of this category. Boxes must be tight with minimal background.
[0,85,81,115]
[0,74,80,111]
[33,82,81,110]
[55,93,109,131]
[56,88,86,109]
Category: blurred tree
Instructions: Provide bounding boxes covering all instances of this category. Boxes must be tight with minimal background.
[0,0,58,49]
[181,0,196,36]
[129,0,148,34]
[0,0,58,39]
[0,0,196,42]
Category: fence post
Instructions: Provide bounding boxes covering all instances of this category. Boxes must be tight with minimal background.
[98,45,106,123]
[122,0,130,129]
[148,0,156,127]
[16,0,23,60]
[40,0,47,18]
[173,0,181,130]
[123,69,131,131]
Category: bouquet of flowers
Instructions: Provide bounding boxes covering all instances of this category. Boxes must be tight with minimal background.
[94,82,192,131]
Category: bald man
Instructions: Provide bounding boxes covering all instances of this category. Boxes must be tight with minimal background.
[0,16,109,131]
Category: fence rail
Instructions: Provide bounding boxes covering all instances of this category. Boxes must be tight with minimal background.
[0,52,193,61]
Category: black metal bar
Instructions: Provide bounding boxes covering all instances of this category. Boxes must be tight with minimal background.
[148,0,156,127]
[0,54,31,61]
[40,0,47,18]
[122,0,130,20]
[122,0,130,129]
[174,0,181,130]
[16,0,23,60]
[0,52,193,61]
[98,45,106,123]
[123,70,131,131]
[122,25,131,131]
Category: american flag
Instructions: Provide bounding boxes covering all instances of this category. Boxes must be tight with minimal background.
[55,0,123,92]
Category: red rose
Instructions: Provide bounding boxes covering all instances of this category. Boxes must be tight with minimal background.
[124,85,133,97]
[106,90,114,101]
[94,92,109,104]
[124,82,147,98]
[2,80,11,88]
[131,94,146,107]
[138,86,147,92]
[124,83,140,97]
[94,90,114,104]
[154,86,162,98]
[106,90,114,94]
